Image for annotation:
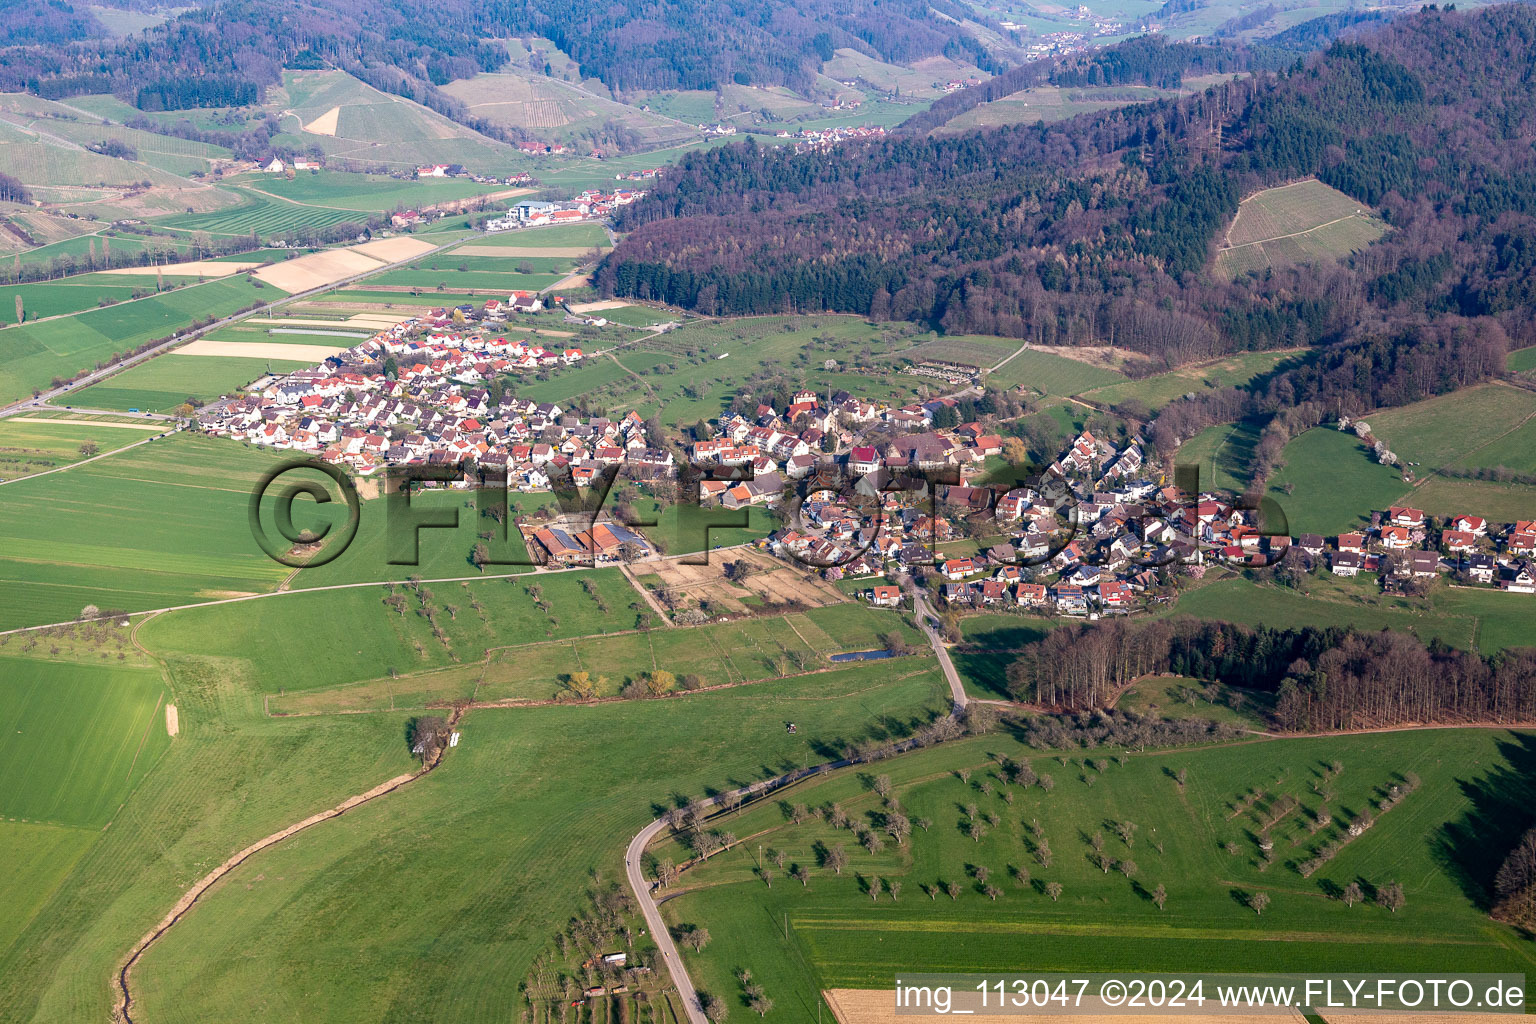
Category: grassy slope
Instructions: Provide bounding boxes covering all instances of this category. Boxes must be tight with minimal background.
[127,664,950,1024]
[657,728,1536,1021]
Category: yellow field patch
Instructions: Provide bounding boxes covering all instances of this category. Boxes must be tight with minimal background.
[349,236,438,262]
[177,339,346,360]
[253,249,385,292]
[9,417,163,430]
[98,261,259,278]
[824,990,1302,1024]
[565,299,629,313]
[164,703,179,737]
[302,105,341,136]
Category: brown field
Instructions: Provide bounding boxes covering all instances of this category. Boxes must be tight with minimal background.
[164,703,179,737]
[452,244,608,257]
[100,260,259,277]
[825,990,1303,1024]
[254,248,385,292]
[350,236,438,262]
[177,339,347,360]
[549,272,591,292]
[1323,1016,1517,1024]
[644,549,844,615]
[566,299,628,313]
[10,416,162,430]
[302,105,341,136]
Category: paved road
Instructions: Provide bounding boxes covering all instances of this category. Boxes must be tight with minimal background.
[624,759,856,1024]
[914,593,969,711]
[626,593,966,1019]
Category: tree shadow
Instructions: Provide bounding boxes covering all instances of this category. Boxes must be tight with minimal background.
[1434,733,1536,911]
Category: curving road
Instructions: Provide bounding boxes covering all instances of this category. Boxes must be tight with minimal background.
[624,593,962,1022]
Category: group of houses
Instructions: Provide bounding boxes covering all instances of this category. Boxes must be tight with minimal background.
[1318,507,1536,592]
[774,125,889,153]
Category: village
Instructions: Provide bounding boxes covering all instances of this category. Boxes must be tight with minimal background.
[195,302,1536,615]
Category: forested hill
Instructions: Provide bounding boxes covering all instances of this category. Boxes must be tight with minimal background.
[0,0,1002,104]
[600,5,1536,368]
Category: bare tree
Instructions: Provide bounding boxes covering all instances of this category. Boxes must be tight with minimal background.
[827,844,848,875]
[1249,892,1271,916]
[791,865,809,887]
[1378,882,1405,913]
[1152,884,1167,910]
[868,876,882,901]
[874,774,892,798]
[888,880,902,902]
[749,996,773,1018]
[984,884,1002,901]
[946,881,961,901]
[1342,881,1363,907]
[1046,882,1063,902]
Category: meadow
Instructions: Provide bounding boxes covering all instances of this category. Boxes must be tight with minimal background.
[0,435,295,630]
[1162,573,1536,653]
[123,662,951,1024]
[654,728,1536,1020]
[984,348,1127,395]
[0,280,156,323]
[267,600,924,711]
[0,654,170,826]
[1080,350,1299,410]
[1175,425,1412,536]
[0,416,159,480]
[1509,346,1536,373]
[140,567,645,695]
[0,646,420,1024]
[1369,383,1536,471]
[0,276,273,406]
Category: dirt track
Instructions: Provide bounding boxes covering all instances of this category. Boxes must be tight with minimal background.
[114,768,424,1022]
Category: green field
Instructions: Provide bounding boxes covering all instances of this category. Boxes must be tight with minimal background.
[70,354,310,412]
[124,662,950,1024]
[140,567,643,695]
[0,435,296,629]
[0,416,159,480]
[1214,179,1388,280]
[269,601,923,711]
[0,281,161,323]
[0,276,275,405]
[1164,573,1536,653]
[462,222,610,249]
[655,727,1536,1020]
[1370,383,1536,470]
[1509,346,1536,373]
[1175,425,1413,536]
[1081,350,1299,410]
[0,646,419,1024]
[0,655,170,825]
[984,347,1128,394]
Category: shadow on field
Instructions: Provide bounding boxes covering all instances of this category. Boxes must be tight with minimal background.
[1435,733,1536,910]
